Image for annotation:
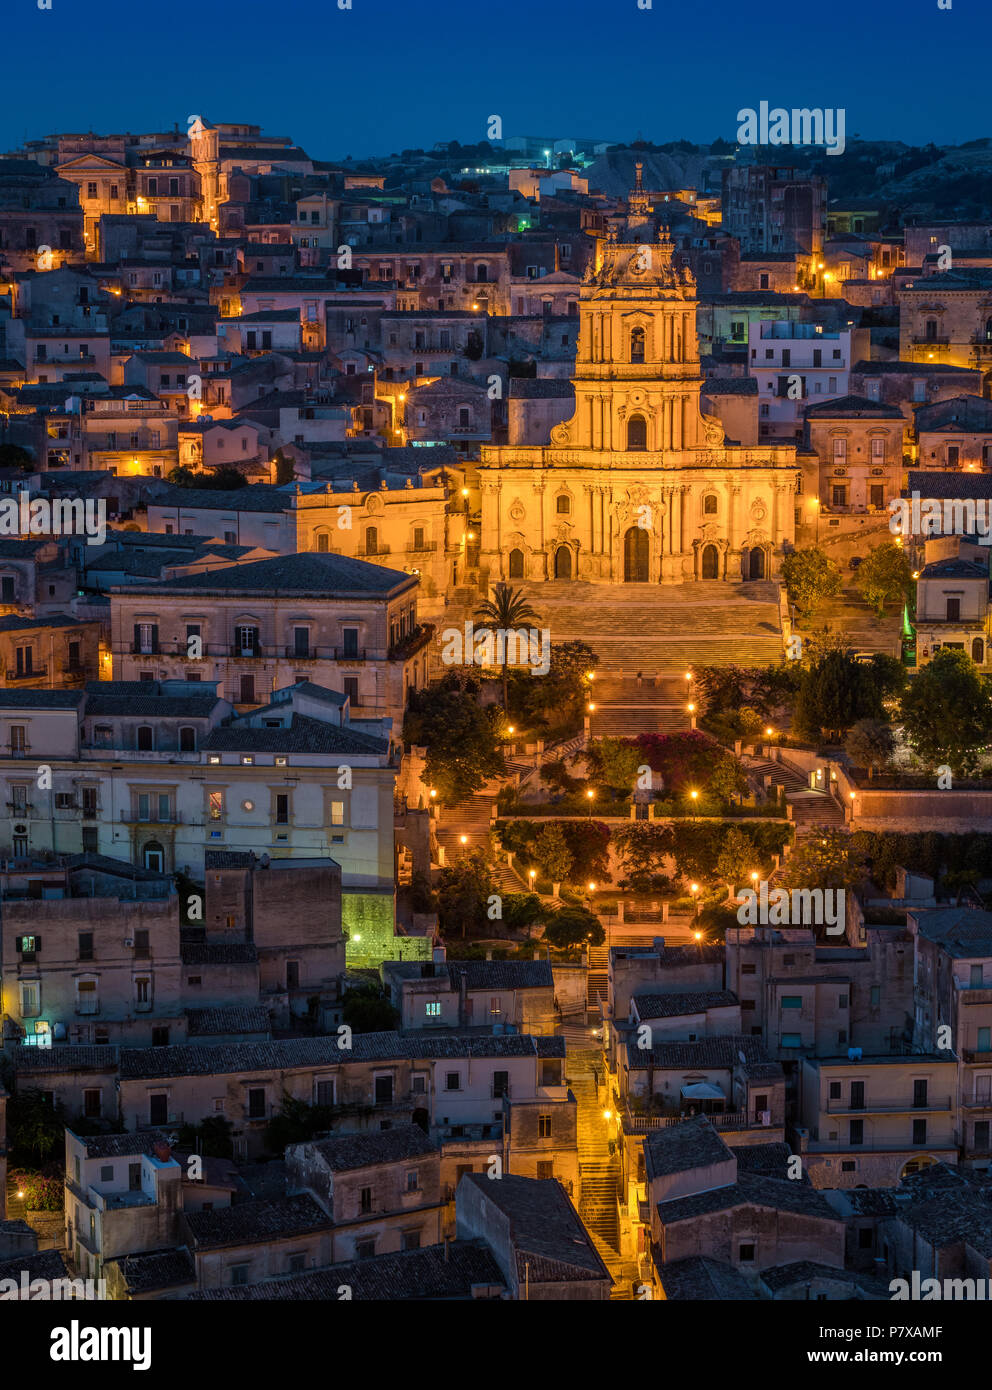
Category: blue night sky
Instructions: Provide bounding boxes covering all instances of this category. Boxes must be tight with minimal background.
[3,0,988,157]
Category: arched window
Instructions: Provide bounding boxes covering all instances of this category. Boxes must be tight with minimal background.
[627,415,647,451]
[316,532,330,553]
[630,327,645,363]
[703,494,718,515]
[364,526,378,555]
[556,494,571,515]
[508,548,524,578]
[137,725,154,751]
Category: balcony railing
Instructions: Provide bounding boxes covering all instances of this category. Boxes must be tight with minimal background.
[5,665,46,681]
[910,335,950,346]
[824,1096,952,1114]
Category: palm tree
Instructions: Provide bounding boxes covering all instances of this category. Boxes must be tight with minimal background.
[473,582,541,711]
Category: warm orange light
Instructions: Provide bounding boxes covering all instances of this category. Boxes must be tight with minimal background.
[459,834,468,844]
[690,882,699,893]
[687,702,695,713]
[588,881,596,891]
[690,790,698,801]
[586,789,595,800]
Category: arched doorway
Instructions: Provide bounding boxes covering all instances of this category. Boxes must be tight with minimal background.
[508,548,524,578]
[900,1156,937,1179]
[748,547,766,580]
[553,546,572,580]
[973,637,985,664]
[143,841,165,873]
[624,526,649,582]
[701,543,720,580]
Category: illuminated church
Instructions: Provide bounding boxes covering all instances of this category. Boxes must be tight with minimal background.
[478,170,798,586]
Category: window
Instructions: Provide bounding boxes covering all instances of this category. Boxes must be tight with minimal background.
[406,1169,419,1193]
[492,1070,509,1098]
[136,725,154,752]
[315,1080,335,1106]
[975,1121,990,1150]
[374,1075,393,1105]
[781,1033,801,1048]
[630,327,645,363]
[425,1001,441,1017]
[556,494,571,515]
[364,526,378,556]
[276,793,289,825]
[912,1118,927,1145]
[330,800,345,825]
[781,996,802,1009]
[149,1093,168,1125]
[287,1254,306,1275]
[134,930,150,959]
[538,1114,552,1138]
[230,1265,249,1287]
[209,792,223,821]
[77,979,98,1015]
[627,415,647,451]
[738,1243,756,1263]
[20,980,40,1017]
[445,1071,460,1091]
[703,494,718,515]
[86,1091,103,1119]
[741,963,756,975]
[359,1186,374,1214]
[135,976,151,1007]
[247,1088,266,1119]
[849,1119,864,1146]
[537,1160,554,1180]
[829,1081,841,1100]
[401,1230,421,1252]
[946,597,961,622]
[293,627,310,658]
[355,1240,376,1260]
[78,932,94,961]
[343,677,359,705]
[913,1079,928,1109]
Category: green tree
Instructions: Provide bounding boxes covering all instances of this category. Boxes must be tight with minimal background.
[0,443,33,470]
[533,822,573,885]
[342,985,400,1032]
[272,447,295,486]
[166,464,247,490]
[781,548,842,614]
[858,542,914,616]
[844,719,896,780]
[544,905,604,950]
[7,1088,67,1164]
[500,892,547,934]
[403,682,504,804]
[265,1095,339,1155]
[589,737,643,794]
[176,1116,235,1158]
[794,650,885,742]
[473,583,541,709]
[715,827,758,889]
[436,848,498,937]
[781,827,864,892]
[901,647,992,776]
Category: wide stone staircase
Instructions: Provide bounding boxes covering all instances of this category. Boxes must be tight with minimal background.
[744,753,847,830]
[587,943,609,1013]
[514,580,785,673]
[433,792,497,863]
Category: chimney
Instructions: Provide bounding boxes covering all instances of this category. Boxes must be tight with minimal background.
[153,1138,172,1163]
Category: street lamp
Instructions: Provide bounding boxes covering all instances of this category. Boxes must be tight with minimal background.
[586,788,596,819]
[690,789,699,818]
[690,882,700,929]
[459,834,468,845]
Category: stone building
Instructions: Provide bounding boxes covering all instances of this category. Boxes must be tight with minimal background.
[478,173,799,586]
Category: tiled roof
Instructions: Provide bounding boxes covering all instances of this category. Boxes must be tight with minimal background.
[731,1142,792,1178]
[119,1031,561,1079]
[461,1172,611,1284]
[186,1006,271,1036]
[0,689,83,709]
[13,1045,120,1073]
[656,1255,757,1300]
[125,551,415,597]
[185,1239,505,1300]
[804,393,904,419]
[72,1129,175,1160]
[657,1173,840,1224]
[757,1259,886,1296]
[0,1249,70,1284]
[701,377,758,396]
[183,1194,331,1249]
[306,1124,437,1172]
[644,1116,733,1179]
[202,714,389,756]
[103,1247,196,1295]
[632,989,738,1019]
[444,959,554,991]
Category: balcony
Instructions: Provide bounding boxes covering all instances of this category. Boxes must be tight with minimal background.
[357,545,391,558]
[388,622,434,662]
[230,644,263,659]
[964,1049,992,1063]
[333,646,366,661]
[823,1096,953,1115]
[5,665,46,681]
[623,1105,749,1133]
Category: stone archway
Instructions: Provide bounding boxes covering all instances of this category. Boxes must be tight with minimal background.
[553,545,572,580]
[973,636,985,664]
[624,526,649,582]
[701,543,720,580]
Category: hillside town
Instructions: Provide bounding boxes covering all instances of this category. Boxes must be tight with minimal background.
[2,101,992,1320]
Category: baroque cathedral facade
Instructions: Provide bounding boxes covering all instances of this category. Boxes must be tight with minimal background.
[478,173,799,587]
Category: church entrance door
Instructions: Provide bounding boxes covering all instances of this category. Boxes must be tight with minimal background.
[748,547,766,580]
[553,546,572,580]
[624,526,649,582]
[701,543,720,580]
